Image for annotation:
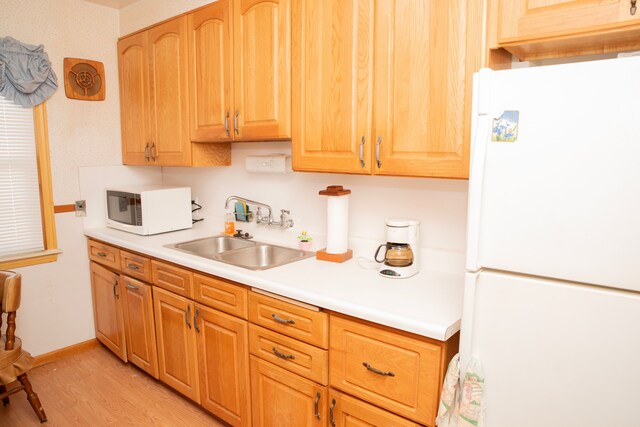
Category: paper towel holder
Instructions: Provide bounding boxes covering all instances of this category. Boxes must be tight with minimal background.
[316,185,353,263]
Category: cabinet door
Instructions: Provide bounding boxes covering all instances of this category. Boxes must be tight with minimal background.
[291,0,374,174]
[188,0,234,142]
[196,304,250,427]
[328,389,422,427]
[233,0,291,140]
[147,17,192,166]
[153,287,199,403]
[498,0,640,43]
[118,31,151,165]
[373,0,474,178]
[122,276,159,379]
[90,262,127,362]
[250,356,326,427]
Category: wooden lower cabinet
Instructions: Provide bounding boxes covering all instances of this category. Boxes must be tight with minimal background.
[196,304,250,426]
[329,389,422,427]
[122,275,159,378]
[153,287,200,403]
[250,356,326,427]
[90,262,127,362]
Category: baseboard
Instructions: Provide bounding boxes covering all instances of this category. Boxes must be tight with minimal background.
[33,338,101,367]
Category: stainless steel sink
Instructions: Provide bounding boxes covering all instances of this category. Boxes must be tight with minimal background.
[167,235,256,259]
[215,244,313,270]
[165,235,314,270]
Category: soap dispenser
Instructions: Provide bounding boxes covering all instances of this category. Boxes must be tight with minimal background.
[224,208,235,235]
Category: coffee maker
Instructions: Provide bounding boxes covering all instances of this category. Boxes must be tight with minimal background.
[374,219,420,279]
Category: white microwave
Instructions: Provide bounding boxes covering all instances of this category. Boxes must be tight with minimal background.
[105,185,192,235]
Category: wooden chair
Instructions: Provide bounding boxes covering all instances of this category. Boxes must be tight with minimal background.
[0,271,47,423]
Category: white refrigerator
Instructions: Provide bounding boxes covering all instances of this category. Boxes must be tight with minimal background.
[460,56,640,427]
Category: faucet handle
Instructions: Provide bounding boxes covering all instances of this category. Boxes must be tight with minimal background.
[281,209,290,215]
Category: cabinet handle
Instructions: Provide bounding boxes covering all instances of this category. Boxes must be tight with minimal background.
[314,392,321,420]
[113,280,119,300]
[272,347,295,360]
[224,111,231,136]
[144,143,150,161]
[329,398,336,426]
[234,110,240,135]
[126,263,140,271]
[194,307,200,333]
[126,283,139,291]
[96,252,107,258]
[375,136,382,168]
[632,0,637,15]
[185,305,192,329]
[271,313,295,325]
[150,143,157,160]
[359,136,365,169]
[362,361,395,377]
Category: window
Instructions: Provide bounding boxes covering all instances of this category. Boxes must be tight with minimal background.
[0,95,58,269]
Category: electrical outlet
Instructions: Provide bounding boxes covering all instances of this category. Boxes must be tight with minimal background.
[75,200,86,217]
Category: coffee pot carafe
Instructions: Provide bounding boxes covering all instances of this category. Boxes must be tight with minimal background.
[374,219,420,278]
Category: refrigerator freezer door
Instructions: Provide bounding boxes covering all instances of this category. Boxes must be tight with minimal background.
[460,270,640,427]
[466,56,640,292]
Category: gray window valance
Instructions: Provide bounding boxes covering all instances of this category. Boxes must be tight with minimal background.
[0,36,58,107]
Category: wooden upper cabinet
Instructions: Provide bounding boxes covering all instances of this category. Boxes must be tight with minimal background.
[233,0,291,140]
[147,17,192,166]
[292,0,374,174]
[188,0,233,142]
[118,32,150,165]
[292,0,480,178]
[119,15,231,166]
[498,0,640,43]
[373,0,473,178]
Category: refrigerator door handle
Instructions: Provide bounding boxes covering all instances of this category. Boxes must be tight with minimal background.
[466,69,493,271]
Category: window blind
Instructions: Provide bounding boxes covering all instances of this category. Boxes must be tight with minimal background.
[0,94,44,257]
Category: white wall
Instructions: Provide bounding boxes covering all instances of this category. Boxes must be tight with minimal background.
[162,142,469,254]
[2,0,122,355]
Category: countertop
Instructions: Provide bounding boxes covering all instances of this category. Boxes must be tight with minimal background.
[84,224,465,341]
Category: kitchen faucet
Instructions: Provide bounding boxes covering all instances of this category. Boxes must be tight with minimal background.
[224,196,294,228]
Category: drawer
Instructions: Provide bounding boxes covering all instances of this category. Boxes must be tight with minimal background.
[249,324,328,385]
[120,250,152,282]
[87,239,120,270]
[248,291,328,349]
[329,315,444,425]
[194,273,247,319]
[329,389,422,427]
[152,260,193,298]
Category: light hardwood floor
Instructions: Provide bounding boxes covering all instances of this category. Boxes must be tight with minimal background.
[0,345,226,426]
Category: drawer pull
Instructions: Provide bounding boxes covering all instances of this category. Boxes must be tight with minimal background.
[314,392,321,420]
[362,362,395,377]
[126,283,139,291]
[96,252,107,258]
[126,263,140,270]
[329,398,336,426]
[271,313,295,325]
[272,347,295,360]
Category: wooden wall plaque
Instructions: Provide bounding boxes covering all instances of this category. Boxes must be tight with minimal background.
[63,58,105,101]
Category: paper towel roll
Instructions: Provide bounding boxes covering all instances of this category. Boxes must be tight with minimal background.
[326,195,349,254]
